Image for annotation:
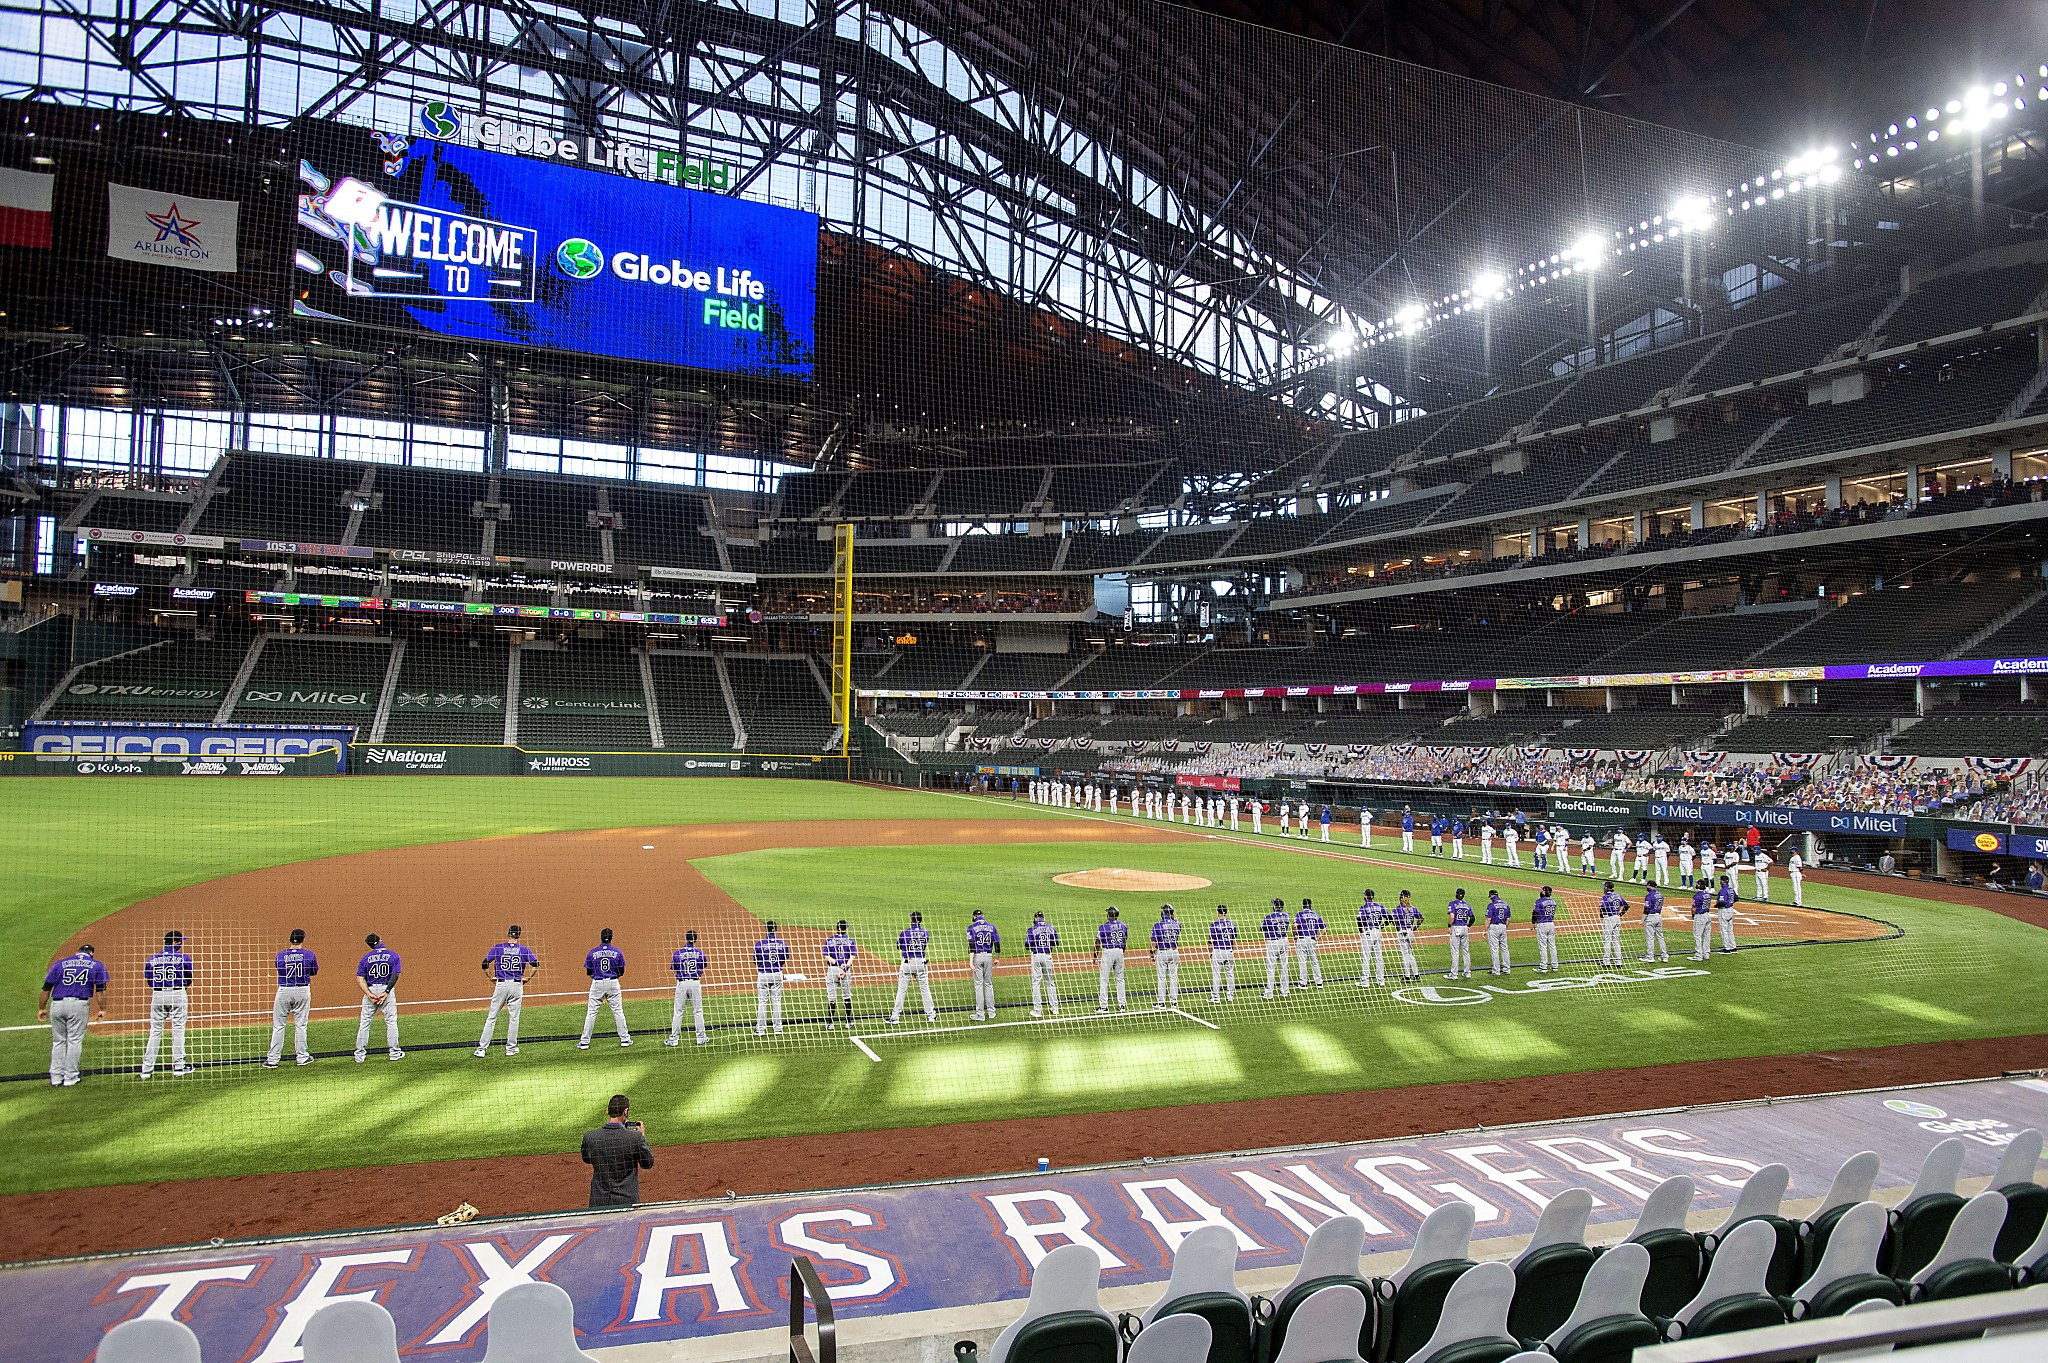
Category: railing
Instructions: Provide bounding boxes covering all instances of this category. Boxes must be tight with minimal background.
[1637,1290,2048,1361]
[789,1256,836,1363]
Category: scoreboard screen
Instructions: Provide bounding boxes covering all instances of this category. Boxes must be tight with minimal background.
[290,132,817,382]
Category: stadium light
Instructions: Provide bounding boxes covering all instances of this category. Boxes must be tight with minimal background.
[1568,233,1607,269]
[1669,195,1712,232]
[1471,268,1505,298]
[324,177,388,229]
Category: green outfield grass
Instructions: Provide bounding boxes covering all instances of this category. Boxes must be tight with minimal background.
[1,779,2044,1197]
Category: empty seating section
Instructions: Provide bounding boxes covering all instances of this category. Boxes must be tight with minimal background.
[1306,710,1457,742]
[1689,294,1890,391]
[198,452,359,542]
[1142,526,1241,564]
[41,637,251,722]
[357,465,485,554]
[1560,706,1735,748]
[949,534,1061,572]
[1436,456,1602,525]
[1319,412,1453,481]
[1226,513,1332,558]
[647,653,738,750]
[1023,714,1104,739]
[853,541,951,575]
[1438,713,1567,743]
[871,709,957,737]
[608,488,721,569]
[1719,709,1893,751]
[963,709,1028,734]
[1752,582,2031,665]
[380,638,510,743]
[226,637,390,730]
[776,470,848,519]
[1749,348,2037,467]
[515,645,653,749]
[1320,489,1460,542]
[932,467,1044,516]
[1063,529,1159,570]
[85,494,190,532]
[1891,711,2048,756]
[1043,463,1164,514]
[495,477,601,561]
[838,469,933,518]
[1576,411,1774,498]
[726,656,835,750]
[1963,593,2048,658]
[1608,609,1809,669]
[1880,263,2048,347]
[972,654,1085,691]
[1093,714,1181,741]
[883,646,984,691]
[1064,646,1206,690]
[728,534,831,575]
[1167,648,1312,688]
[1497,613,1661,672]
[1426,378,1570,451]
[1541,339,1712,427]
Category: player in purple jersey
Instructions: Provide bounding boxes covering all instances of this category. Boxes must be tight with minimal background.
[1688,886,1715,960]
[266,928,319,1069]
[140,929,194,1079]
[354,932,403,1062]
[1294,899,1326,987]
[822,920,858,1028]
[1208,905,1238,1002]
[667,930,709,1046]
[40,943,107,1086]
[967,910,1001,1021]
[477,924,539,1058]
[754,921,792,1036]
[1095,906,1130,1011]
[1025,911,1061,1017]
[1444,893,1474,980]
[1597,882,1628,967]
[1260,898,1292,999]
[1639,884,1670,962]
[1150,905,1182,1008]
[1716,876,1740,952]
[579,928,633,1050]
[1356,891,1388,987]
[889,911,936,1025]
[1530,887,1560,973]
[1483,891,1512,976]
[1390,891,1423,980]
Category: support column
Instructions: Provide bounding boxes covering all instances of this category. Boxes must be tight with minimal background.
[1825,475,1844,510]
[1690,498,1706,531]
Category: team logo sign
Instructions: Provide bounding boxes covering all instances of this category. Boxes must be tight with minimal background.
[1884,1098,1948,1119]
[417,100,462,140]
[555,237,604,279]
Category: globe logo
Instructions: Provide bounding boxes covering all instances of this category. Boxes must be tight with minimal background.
[555,238,604,280]
[417,101,461,140]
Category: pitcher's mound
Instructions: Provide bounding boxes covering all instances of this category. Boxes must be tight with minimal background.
[1054,867,1214,892]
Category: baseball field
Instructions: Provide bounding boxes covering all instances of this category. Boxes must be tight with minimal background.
[4,776,2047,1228]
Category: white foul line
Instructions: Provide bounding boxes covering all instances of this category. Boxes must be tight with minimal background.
[848,1035,881,1063]
[1170,1006,1222,1031]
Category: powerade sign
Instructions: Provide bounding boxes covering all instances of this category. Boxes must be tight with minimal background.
[1945,827,2048,858]
[1648,800,1908,836]
[24,724,352,766]
[294,134,816,380]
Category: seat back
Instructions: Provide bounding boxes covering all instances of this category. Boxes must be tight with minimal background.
[1628,1227,1703,1321]
[1128,1314,1214,1363]
[1913,1259,2016,1304]
[1544,1242,1649,1346]
[1886,1192,1966,1279]
[1145,1226,1247,1327]
[1390,1204,1476,1288]
[1281,1218,1368,1300]
[303,1300,403,1363]
[1818,1152,1882,1216]
[1674,1219,1774,1329]
[1681,1294,1786,1339]
[1992,1129,2042,1190]
[991,1245,1113,1363]
[99,1319,203,1363]
[482,1282,595,1363]
[1708,1163,1788,1238]
[1379,1259,1474,1362]
[1504,1244,1596,1344]
[1150,1292,1253,1363]
[1548,1315,1662,1363]
[1509,1189,1593,1268]
[1993,1129,2047,1264]
[1408,1262,1514,1363]
[1910,1190,2008,1286]
[1795,1200,1888,1303]
[1413,1341,1520,1363]
[1626,1176,1694,1239]
[1800,1273,1905,1319]
[1000,1311,1123,1363]
[2014,1206,2048,1286]
[1271,1285,1368,1363]
[1902,1137,1967,1205]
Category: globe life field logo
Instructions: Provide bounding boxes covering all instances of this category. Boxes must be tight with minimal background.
[550,233,773,333]
[555,238,604,280]
[418,101,462,140]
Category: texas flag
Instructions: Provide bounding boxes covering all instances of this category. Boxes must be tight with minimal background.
[0,166,55,249]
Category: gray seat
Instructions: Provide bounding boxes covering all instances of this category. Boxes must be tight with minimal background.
[303,1300,403,1363]
[1541,1241,1661,1363]
[1666,1219,1787,1340]
[1272,1285,1369,1363]
[1992,1129,2046,1264]
[1802,1151,1882,1279]
[2016,1204,2048,1285]
[1626,1175,1702,1320]
[1133,1225,1253,1363]
[1910,1190,2014,1304]
[1698,1163,1799,1297]
[1128,1313,1214,1363]
[1504,1188,1597,1343]
[990,1244,1119,1363]
[482,1282,597,1363]
[100,1319,203,1363]
[1375,1203,1476,1362]
[1408,1262,1519,1363]
[1265,1217,1373,1363]
[1886,1138,1968,1279]
[1791,1201,1904,1319]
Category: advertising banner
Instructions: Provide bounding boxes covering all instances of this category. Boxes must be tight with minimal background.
[0,749,340,776]
[235,684,378,712]
[106,182,239,272]
[1647,799,1909,836]
[518,692,646,715]
[51,679,225,709]
[1944,827,2048,858]
[292,129,817,381]
[348,746,829,776]
[22,724,351,764]
[1175,773,1241,791]
[246,592,725,628]
[1548,796,1641,820]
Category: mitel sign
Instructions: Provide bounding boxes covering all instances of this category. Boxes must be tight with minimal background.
[413,100,738,191]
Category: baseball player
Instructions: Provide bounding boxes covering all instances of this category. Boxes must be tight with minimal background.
[1607,830,1628,881]
[1445,891,1474,980]
[1357,890,1388,987]
[1391,891,1422,980]
[1689,884,1715,960]
[1700,841,1717,889]
[1260,898,1292,998]
[888,911,936,1024]
[1277,799,1291,837]
[140,929,194,1080]
[353,933,403,1063]
[1639,883,1669,962]
[1788,850,1806,906]
[1229,796,1241,831]
[1250,799,1264,835]
[1400,806,1415,852]
[1450,817,1466,860]
[39,943,107,1086]
[1319,804,1332,843]
[1679,834,1696,888]
[579,928,632,1049]
[1095,906,1130,1011]
[1294,898,1326,987]
[1530,887,1560,973]
[1633,833,1651,884]
[1754,849,1773,902]
[1483,890,1512,976]
[1208,905,1238,1001]
[1026,910,1060,1017]
[1653,833,1671,886]
[1597,881,1628,967]
[1504,820,1521,867]
[1716,876,1740,952]
[667,930,709,1045]
[1429,814,1446,856]
[753,921,791,1036]
[822,920,858,1028]
[265,928,317,1069]
[1151,905,1182,1008]
[1579,830,1598,877]
[1359,806,1371,847]
[476,925,537,1057]
[1533,823,1549,871]
[967,909,1000,1021]
[1480,819,1495,865]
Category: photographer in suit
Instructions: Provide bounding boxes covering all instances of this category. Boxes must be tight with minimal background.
[580,1094,654,1208]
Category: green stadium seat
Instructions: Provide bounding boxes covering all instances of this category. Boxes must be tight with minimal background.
[1790,1202,1905,1318]
[1373,1202,1477,1362]
[1800,1151,1881,1280]
[1127,1314,1214,1363]
[1125,1226,1255,1363]
[1885,1138,1968,1279]
[1408,1262,1519,1363]
[989,1244,1119,1363]
[1992,1130,2046,1264]
[1504,1188,1597,1343]
[1271,1285,1370,1363]
[1260,1217,1375,1363]
[1909,1191,2016,1304]
[1538,1241,1662,1363]
[1663,1220,1788,1340]
[1625,1175,1703,1320]
[1696,1163,1801,1297]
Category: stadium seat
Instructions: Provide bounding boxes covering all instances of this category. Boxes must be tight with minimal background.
[1504,1188,1597,1342]
[989,1244,1120,1363]
[1261,1216,1374,1363]
[1886,1138,1969,1279]
[1697,1163,1800,1297]
[1993,1130,2047,1265]
[2016,1213,2048,1285]
[1801,1151,1882,1279]
[1910,1191,2015,1303]
[1373,1202,1477,1362]
[1790,1201,1906,1318]
[1406,1261,1520,1363]
[1663,1220,1789,1339]
[1128,1313,1214,1363]
[1828,1298,1902,1362]
[482,1282,597,1363]
[1125,1225,1254,1363]
[99,1318,203,1363]
[1270,1285,1368,1363]
[1537,1240,1662,1363]
[302,1300,402,1363]
[1625,1175,1703,1319]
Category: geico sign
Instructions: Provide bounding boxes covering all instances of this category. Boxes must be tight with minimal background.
[1392,965,1710,1007]
[34,735,341,757]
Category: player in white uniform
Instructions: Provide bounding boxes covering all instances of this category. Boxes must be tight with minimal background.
[1359,806,1372,847]
[1678,834,1696,887]
[1609,830,1630,881]
[1579,832,1598,877]
[1700,842,1718,890]
[1753,849,1773,902]
[1503,822,1521,867]
[1652,834,1671,886]
[1480,820,1495,864]
[1788,851,1805,906]
[1250,800,1263,835]
[1632,835,1651,884]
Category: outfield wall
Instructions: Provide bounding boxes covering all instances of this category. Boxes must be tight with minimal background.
[349,745,841,776]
